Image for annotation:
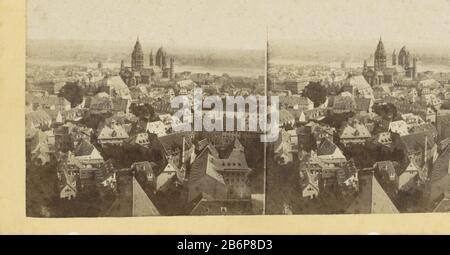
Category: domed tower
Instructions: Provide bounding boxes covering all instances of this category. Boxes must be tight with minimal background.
[155,47,167,68]
[398,46,408,68]
[374,37,387,71]
[131,37,144,71]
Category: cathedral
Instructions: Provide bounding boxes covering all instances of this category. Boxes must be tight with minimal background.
[362,38,417,86]
[120,37,175,86]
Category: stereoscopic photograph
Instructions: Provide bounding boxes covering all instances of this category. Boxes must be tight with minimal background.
[266,0,450,215]
[22,0,450,222]
[25,0,267,217]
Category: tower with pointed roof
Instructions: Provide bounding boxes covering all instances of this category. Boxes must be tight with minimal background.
[131,37,144,72]
[374,37,387,71]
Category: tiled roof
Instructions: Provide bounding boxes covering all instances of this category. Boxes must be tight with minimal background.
[189,149,225,185]
[317,138,338,156]
[74,139,95,156]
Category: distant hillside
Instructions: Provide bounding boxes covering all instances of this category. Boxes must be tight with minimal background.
[269,39,450,67]
[27,39,265,70]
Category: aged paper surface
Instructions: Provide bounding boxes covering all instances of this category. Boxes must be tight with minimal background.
[1,0,450,234]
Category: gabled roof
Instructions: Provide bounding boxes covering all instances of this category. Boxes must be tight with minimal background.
[317,138,339,156]
[189,149,225,185]
[279,109,295,124]
[374,161,399,176]
[355,98,372,112]
[131,161,156,173]
[430,145,450,183]
[104,176,160,217]
[346,172,399,214]
[74,139,96,156]
[158,131,193,155]
[97,122,129,140]
[26,110,52,126]
[197,139,219,158]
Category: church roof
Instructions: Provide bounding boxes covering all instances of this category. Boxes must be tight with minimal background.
[346,172,399,214]
[74,139,96,156]
[104,175,160,217]
[375,38,386,57]
[133,38,143,54]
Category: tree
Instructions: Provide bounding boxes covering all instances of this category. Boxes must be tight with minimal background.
[59,82,84,108]
[303,81,327,107]
[129,103,156,121]
[373,103,398,120]
[321,110,355,130]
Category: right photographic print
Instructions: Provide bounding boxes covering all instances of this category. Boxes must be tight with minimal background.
[265,0,450,214]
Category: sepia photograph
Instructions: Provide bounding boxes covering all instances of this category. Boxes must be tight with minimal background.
[266,0,450,215]
[0,0,448,235]
[25,0,267,217]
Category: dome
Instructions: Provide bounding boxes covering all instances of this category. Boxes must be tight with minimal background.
[156,47,166,58]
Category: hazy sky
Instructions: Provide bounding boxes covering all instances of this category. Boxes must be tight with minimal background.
[28,0,450,50]
[268,0,450,49]
[27,0,268,50]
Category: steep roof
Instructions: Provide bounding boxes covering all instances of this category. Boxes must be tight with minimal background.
[74,139,96,156]
[158,131,193,155]
[105,176,160,217]
[346,172,399,214]
[430,145,450,183]
[189,149,225,185]
[317,138,339,156]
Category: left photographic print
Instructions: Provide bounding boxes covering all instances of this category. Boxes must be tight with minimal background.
[26,0,267,217]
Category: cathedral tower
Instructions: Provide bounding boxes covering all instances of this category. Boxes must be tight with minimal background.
[374,37,387,71]
[398,46,410,68]
[131,37,144,71]
[155,47,167,68]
